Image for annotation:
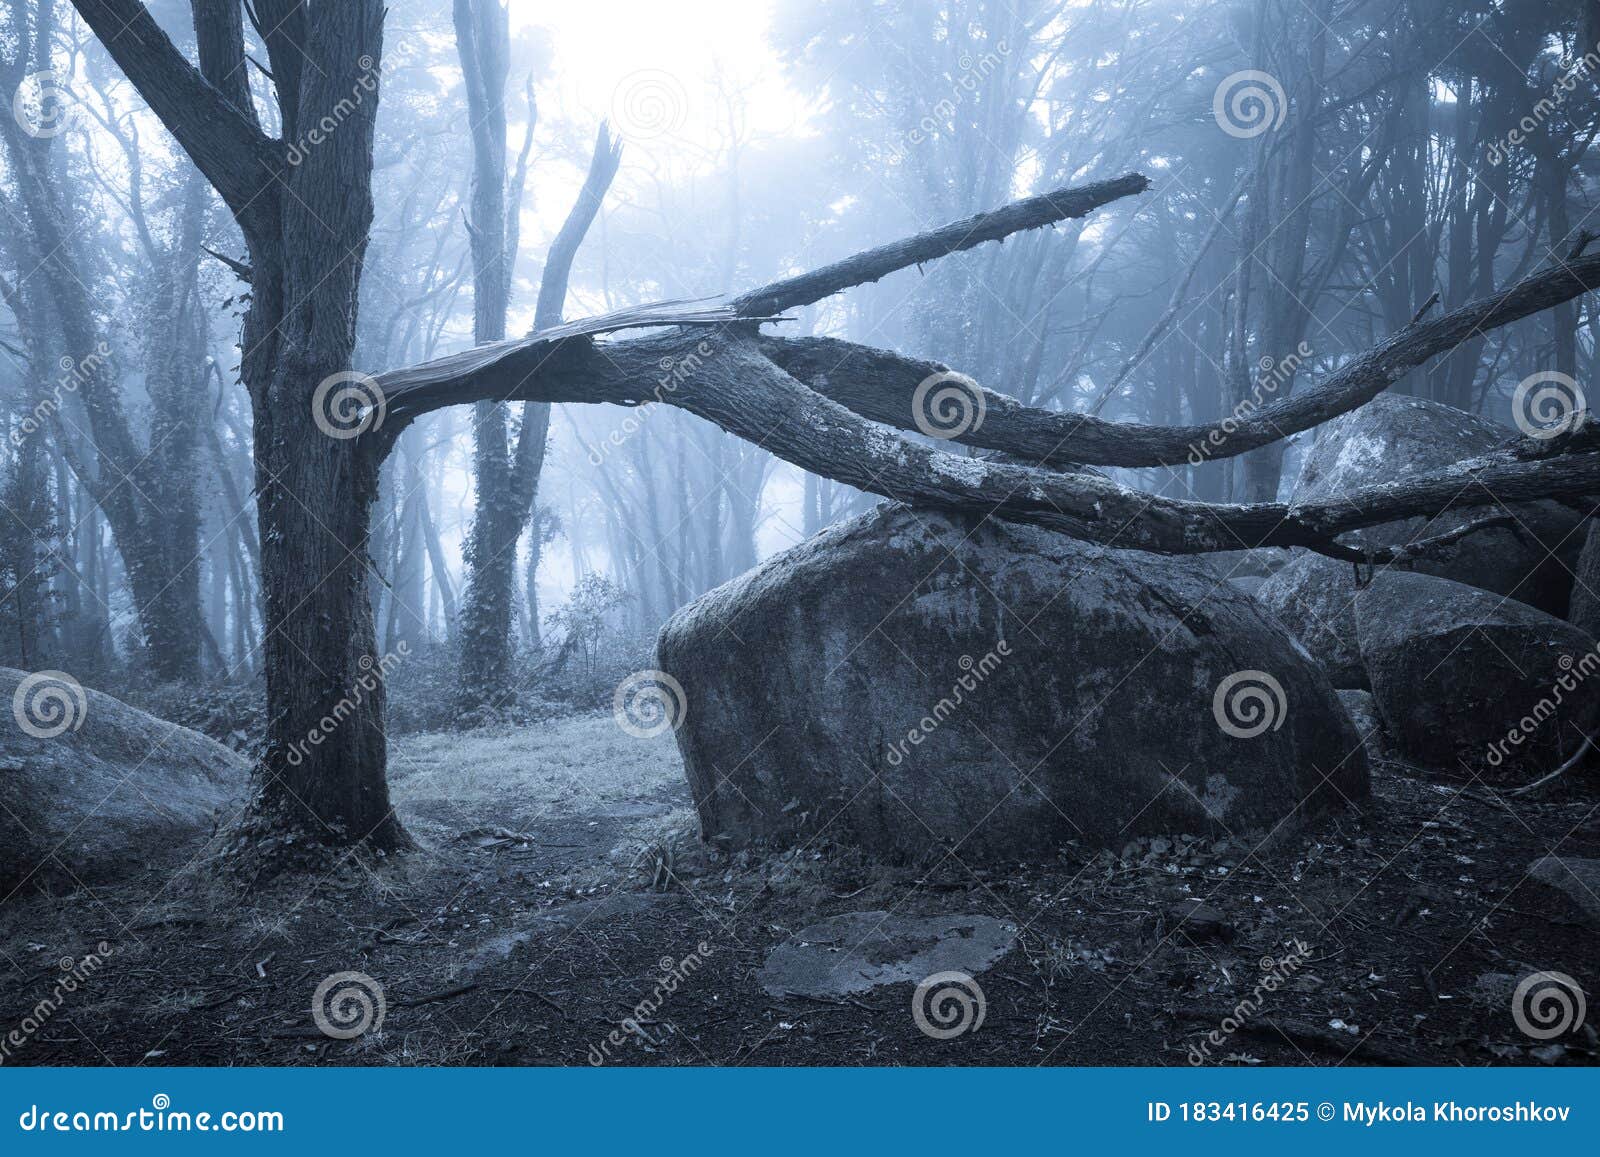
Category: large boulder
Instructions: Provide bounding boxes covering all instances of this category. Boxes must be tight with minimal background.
[1523,856,1600,930]
[1292,393,1582,615]
[0,669,248,884]
[1337,689,1400,767]
[659,505,1368,861]
[1567,520,1600,639]
[1257,552,1372,688]
[1354,571,1600,775]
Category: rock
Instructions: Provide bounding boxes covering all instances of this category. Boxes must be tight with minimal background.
[660,504,1369,860]
[1337,689,1399,766]
[1293,393,1582,615]
[0,669,247,885]
[1524,856,1600,930]
[757,911,1016,998]
[1568,520,1600,639]
[1228,575,1267,598]
[1201,548,1285,581]
[1354,571,1600,774]
[1164,899,1234,944]
[1258,552,1371,688]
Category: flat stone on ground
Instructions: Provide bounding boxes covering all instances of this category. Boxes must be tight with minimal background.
[758,911,1016,998]
[1526,856,1600,929]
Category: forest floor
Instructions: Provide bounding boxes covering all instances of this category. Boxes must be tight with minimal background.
[1,713,1596,1067]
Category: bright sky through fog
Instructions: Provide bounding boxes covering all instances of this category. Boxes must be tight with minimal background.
[511,0,809,157]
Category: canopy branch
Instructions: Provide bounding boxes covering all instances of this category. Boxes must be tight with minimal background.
[68,0,279,237]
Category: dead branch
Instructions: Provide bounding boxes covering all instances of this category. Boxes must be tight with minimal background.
[731,174,1150,316]
[1312,514,1520,567]
[438,328,1600,560]
[1508,732,1596,796]
[762,249,1600,469]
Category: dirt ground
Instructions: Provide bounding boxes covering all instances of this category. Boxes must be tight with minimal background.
[1,713,1596,1067]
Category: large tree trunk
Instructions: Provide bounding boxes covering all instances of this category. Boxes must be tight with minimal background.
[243,4,406,850]
[253,411,404,847]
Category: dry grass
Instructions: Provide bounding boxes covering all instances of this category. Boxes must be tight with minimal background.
[388,713,686,841]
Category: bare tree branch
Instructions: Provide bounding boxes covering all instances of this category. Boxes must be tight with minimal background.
[381,326,1600,562]
[68,0,278,237]
[762,250,1600,469]
[731,173,1150,316]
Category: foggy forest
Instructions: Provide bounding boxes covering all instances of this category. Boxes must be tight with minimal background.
[0,0,1596,1070]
